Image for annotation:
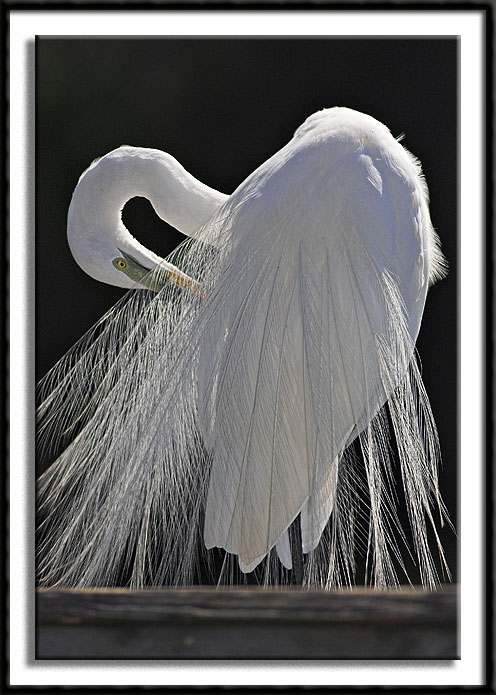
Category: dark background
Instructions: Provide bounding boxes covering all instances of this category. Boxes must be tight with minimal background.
[36,37,457,581]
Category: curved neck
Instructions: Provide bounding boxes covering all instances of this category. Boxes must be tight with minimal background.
[76,147,228,237]
[67,147,228,288]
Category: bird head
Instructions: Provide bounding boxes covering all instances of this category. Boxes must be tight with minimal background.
[66,149,205,294]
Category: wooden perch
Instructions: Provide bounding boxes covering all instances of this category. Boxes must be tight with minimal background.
[36,585,458,660]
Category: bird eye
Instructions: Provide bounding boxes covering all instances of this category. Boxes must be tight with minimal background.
[115,258,128,270]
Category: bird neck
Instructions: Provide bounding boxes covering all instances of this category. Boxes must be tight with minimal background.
[74,146,227,239]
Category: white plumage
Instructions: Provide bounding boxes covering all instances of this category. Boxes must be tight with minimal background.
[37,107,450,589]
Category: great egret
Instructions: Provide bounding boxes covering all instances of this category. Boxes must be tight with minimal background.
[37,107,450,589]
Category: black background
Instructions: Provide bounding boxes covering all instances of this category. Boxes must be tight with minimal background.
[36,37,457,581]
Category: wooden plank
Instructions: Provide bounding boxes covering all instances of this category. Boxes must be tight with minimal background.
[36,586,458,660]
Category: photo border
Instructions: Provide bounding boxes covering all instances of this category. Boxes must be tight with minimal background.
[3,3,492,691]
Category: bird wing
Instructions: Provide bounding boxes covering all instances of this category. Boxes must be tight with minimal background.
[200,144,430,572]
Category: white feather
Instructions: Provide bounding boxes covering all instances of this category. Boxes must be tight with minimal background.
[37,107,450,589]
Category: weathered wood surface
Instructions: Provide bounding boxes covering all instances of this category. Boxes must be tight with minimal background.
[36,586,458,660]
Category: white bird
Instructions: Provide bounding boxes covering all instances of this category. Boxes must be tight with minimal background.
[37,107,450,589]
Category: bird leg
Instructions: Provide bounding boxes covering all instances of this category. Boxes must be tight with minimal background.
[289,515,304,586]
